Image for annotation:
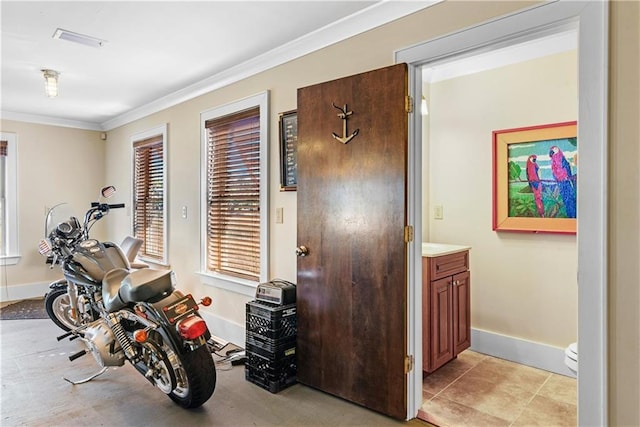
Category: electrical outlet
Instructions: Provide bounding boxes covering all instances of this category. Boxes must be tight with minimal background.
[276,207,283,224]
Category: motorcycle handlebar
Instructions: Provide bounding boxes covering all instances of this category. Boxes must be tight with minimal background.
[82,202,125,236]
[90,202,125,209]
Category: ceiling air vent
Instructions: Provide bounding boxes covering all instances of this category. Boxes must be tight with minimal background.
[52,28,106,48]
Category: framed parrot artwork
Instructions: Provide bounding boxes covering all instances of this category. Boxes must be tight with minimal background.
[492,121,577,234]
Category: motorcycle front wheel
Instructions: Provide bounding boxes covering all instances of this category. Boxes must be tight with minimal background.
[164,344,216,409]
[44,288,82,331]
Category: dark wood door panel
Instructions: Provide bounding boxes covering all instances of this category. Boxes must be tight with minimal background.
[296,63,408,419]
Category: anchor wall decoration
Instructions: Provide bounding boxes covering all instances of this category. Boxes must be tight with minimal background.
[331,103,359,144]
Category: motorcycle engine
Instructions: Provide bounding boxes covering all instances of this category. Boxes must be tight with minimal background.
[83,319,125,367]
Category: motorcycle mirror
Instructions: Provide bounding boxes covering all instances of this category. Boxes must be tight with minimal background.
[38,238,53,257]
[101,186,116,199]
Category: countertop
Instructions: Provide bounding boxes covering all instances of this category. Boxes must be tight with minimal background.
[421,242,471,257]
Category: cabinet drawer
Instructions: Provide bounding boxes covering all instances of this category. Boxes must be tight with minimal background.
[430,251,468,280]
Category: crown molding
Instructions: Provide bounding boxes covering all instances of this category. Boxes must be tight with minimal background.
[1,1,440,132]
[101,0,441,131]
[0,110,104,131]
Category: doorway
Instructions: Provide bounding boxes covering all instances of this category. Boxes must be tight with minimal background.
[397,1,608,423]
[416,29,579,426]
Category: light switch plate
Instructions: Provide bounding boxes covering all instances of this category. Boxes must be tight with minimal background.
[434,205,443,220]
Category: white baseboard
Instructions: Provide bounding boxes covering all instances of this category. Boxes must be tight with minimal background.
[195,317,578,379]
[0,282,50,303]
[470,328,576,378]
[199,310,246,348]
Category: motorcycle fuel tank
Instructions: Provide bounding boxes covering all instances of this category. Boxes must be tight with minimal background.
[72,240,129,281]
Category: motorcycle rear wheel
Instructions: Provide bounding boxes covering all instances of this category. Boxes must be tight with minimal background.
[44,288,82,331]
[167,345,216,409]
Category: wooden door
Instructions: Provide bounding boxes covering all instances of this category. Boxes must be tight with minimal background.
[430,277,454,371]
[296,63,409,419]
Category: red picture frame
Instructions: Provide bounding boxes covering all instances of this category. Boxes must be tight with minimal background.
[492,121,577,234]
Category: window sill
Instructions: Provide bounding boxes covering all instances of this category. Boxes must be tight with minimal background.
[196,272,257,297]
[0,254,21,266]
[138,257,170,269]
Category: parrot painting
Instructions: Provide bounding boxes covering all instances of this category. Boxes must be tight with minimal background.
[549,145,576,218]
[526,154,545,217]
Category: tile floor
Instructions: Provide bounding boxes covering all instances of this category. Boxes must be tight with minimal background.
[419,350,576,427]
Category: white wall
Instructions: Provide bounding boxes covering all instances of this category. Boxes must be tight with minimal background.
[425,50,578,347]
[0,120,106,301]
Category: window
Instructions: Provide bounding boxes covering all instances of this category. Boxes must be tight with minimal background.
[131,125,167,264]
[200,92,269,292]
[0,132,19,265]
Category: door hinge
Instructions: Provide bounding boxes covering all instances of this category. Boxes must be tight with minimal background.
[404,355,414,374]
[404,225,414,243]
[405,95,414,113]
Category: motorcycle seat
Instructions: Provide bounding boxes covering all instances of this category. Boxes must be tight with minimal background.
[119,269,174,303]
[102,268,174,312]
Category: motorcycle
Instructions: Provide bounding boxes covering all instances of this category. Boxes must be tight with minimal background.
[39,186,216,408]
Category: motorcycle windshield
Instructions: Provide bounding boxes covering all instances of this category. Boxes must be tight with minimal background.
[44,203,78,237]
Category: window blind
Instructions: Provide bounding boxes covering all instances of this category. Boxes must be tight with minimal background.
[205,107,261,281]
[133,135,164,261]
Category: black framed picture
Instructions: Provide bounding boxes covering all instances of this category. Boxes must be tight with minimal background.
[279,110,297,191]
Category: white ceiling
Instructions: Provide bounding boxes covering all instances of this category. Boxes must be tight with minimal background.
[1,1,437,131]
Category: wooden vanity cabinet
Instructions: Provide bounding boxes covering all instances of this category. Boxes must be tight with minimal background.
[422,250,471,374]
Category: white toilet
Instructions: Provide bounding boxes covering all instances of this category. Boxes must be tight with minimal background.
[564,342,578,375]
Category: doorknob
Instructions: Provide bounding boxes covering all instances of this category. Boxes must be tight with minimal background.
[296,246,309,257]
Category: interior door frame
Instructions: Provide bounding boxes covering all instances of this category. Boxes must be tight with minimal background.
[396,0,608,423]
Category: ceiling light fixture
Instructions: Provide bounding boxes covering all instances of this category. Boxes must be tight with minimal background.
[41,69,60,98]
[53,28,106,48]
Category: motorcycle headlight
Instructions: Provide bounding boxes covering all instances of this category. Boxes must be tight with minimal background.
[57,217,82,240]
[38,238,53,257]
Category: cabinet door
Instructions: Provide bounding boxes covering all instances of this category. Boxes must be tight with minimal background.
[430,276,454,371]
[453,271,471,355]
